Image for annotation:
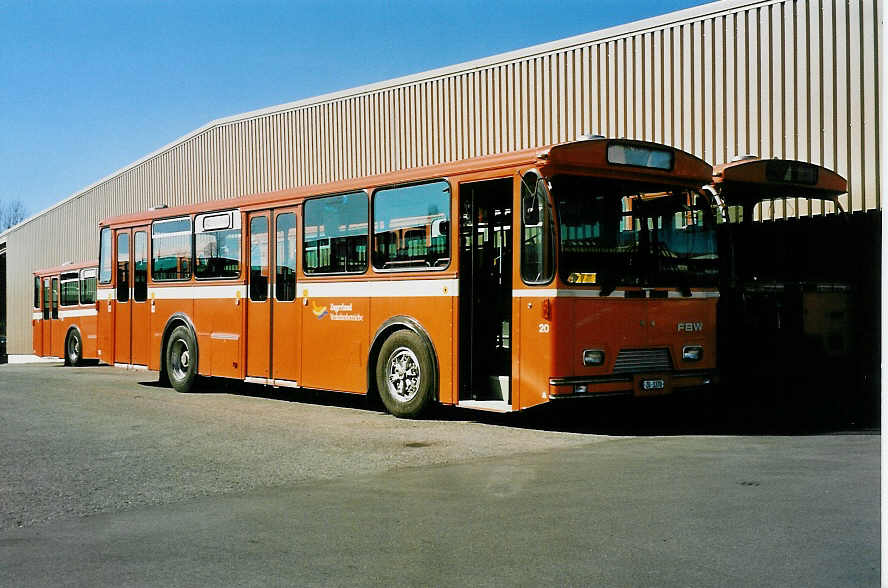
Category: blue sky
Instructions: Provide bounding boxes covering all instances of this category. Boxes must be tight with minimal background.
[0,0,707,217]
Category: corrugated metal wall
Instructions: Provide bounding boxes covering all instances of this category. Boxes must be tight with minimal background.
[2,0,880,353]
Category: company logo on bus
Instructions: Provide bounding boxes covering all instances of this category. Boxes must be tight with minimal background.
[677,321,703,332]
[312,301,364,322]
[311,301,328,319]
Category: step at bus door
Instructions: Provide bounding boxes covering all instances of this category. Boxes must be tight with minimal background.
[458,178,513,403]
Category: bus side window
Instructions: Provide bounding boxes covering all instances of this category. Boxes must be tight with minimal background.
[98,227,112,284]
[34,276,40,308]
[51,278,59,319]
[151,217,192,281]
[250,216,268,301]
[117,232,129,303]
[520,173,555,284]
[372,181,450,270]
[80,269,97,305]
[42,279,50,320]
[60,272,80,306]
[303,191,368,275]
[134,231,148,301]
[276,212,297,301]
[194,211,241,280]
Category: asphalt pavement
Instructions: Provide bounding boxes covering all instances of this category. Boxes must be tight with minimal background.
[0,363,879,586]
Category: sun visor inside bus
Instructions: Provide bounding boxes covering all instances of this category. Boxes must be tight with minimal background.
[714,159,847,205]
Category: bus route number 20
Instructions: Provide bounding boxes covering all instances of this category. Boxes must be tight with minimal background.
[538,323,550,334]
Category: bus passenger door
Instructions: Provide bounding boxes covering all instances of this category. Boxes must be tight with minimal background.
[458,178,513,405]
[50,278,62,357]
[246,213,271,379]
[271,208,301,384]
[131,228,150,366]
[114,229,132,364]
[40,278,51,355]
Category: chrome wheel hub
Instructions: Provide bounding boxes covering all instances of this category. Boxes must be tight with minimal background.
[171,339,190,380]
[386,347,421,403]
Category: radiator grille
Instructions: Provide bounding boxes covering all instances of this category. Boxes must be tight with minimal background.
[612,348,673,374]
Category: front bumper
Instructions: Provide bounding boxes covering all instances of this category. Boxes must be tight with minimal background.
[548,370,717,399]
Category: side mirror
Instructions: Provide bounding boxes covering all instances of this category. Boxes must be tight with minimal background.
[431,219,449,238]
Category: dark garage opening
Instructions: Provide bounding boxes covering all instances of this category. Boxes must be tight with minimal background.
[717,210,880,429]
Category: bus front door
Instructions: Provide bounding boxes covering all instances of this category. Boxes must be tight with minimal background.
[458,178,513,405]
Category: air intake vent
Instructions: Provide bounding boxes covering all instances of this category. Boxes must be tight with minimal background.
[612,348,672,374]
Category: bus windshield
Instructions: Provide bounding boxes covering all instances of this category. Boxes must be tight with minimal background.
[552,175,718,293]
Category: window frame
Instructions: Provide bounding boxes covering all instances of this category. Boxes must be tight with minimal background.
[370,179,452,273]
[302,190,369,276]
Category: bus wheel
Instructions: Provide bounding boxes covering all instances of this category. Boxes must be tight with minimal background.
[65,330,83,366]
[376,330,434,418]
[166,325,198,393]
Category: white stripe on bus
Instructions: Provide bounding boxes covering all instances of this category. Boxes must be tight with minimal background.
[138,279,460,300]
[301,279,458,298]
[59,308,98,318]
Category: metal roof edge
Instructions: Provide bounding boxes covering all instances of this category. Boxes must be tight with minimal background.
[4,0,775,238]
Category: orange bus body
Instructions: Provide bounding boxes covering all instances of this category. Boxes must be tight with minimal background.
[96,138,719,416]
[32,261,99,365]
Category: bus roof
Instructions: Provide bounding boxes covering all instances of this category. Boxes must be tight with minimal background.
[99,137,713,228]
[33,260,98,277]
[711,157,847,205]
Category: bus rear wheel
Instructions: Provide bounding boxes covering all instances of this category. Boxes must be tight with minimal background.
[166,325,198,393]
[375,330,434,418]
[65,330,83,366]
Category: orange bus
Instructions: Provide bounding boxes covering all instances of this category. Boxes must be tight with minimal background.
[96,137,719,417]
[32,260,99,365]
[709,156,850,362]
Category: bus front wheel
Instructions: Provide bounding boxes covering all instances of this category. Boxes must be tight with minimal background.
[166,325,198,393]
[65,330,83,366]
[375,330,434,418]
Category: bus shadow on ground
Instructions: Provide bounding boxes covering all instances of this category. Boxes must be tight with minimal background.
[144,376,876,437]
[454,395,878,437]
[53,359,103,368]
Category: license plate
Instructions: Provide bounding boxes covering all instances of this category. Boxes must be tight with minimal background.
[634,375,671,397]
[642,379,665,390]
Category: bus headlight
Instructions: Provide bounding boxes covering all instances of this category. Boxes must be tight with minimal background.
[682,345,703,362]
[583,349,605,366]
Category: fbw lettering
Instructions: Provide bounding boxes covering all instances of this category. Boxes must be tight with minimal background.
[677,322,703,332]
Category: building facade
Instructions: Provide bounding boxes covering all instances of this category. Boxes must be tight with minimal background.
[0,0,881,354]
